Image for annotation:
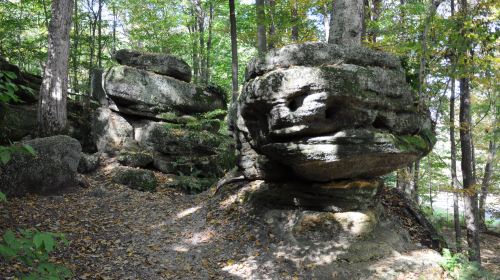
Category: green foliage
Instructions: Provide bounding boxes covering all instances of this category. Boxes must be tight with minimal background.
[0,70,21,103]
[163,175,216,194]
[0,144,36,165]
[0,229,72,279]
[441,249,495,280]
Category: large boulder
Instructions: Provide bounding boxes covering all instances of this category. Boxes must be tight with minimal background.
[103,66,225,117]
[114,49,192,83]
[0,135,81,196]
[236,43,436,182]
[92,107,134,153]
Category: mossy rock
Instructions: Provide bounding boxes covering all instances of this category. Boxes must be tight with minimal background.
[117,150,154,168]
[162,175,216,194]
[112,166,157,192]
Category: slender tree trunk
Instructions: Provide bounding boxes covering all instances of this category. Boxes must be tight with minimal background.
[460,76,481,264]
[291,0,299,42]
[229,0,238,102]
[97,0,103,69]
[193,0,206,84]
[322,3,331,42]
[268,0,276,49]
[450,77,462,251]
[459,0,481,264]
[413,160,420,203]
[428,157,433,214]
[190,7,199,83]
[328,0,363,46]
[449,0,462,253]
[205,1,214,83]
[370,0,382,43]
[72,0,79,95]
[112,4,117,54]
[479,114,497,230]
[256,0,267,55]
[38,0,74,136]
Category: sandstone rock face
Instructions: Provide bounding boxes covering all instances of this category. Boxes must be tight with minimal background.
[236,42,435,182]
[104,66,224,116]
[92,50,235,192]
[114,49,192,82]
[0,135,81,196]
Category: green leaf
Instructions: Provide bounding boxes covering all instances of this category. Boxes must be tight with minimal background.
[22,144,36,156]
[0,149,11,164]
[3,230,16,246]
[0,191,6,202]
[33,232,55,252]
[3,71,17,80]
[0,244,16,258]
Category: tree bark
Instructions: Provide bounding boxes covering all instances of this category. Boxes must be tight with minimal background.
[72,0,79,95]
[450,77,462,251]
[256,0,267,55]
[459,0,481,264]
[449,0,462,253]
[412,160,420,203]
[291,0,299,42]
[322,3,331,42]
[267,0,276,49]
[479,113,497,230]
[328,0,363,46]
[38,0,74,136]
[229,0,238,102]
[97,0,103,69]
[205,1,214,83]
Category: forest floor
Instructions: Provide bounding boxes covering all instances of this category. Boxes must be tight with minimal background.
[1,169,499,279]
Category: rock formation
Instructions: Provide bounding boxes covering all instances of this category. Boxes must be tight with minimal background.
[94,50,234,192]
[233,42,443,278]
[0,135,82,196]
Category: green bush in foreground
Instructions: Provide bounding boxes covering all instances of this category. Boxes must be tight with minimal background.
[0,228,72,279]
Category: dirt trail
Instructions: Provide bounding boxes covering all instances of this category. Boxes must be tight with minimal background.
[1,171,498,279]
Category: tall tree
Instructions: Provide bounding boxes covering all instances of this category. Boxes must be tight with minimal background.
[458,0,481,264]
[229,0,238,102]
[256,0,267,54]
[291,0,299,42]
[449,0,462,252]
[328,0,363,46]
[267,0,276,49]
[479,113,497,230]
[38,0,74,136]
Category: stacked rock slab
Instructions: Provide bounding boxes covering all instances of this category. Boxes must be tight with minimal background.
[93,50,231,188]
[237,42,435,183]
[234,43,442,277]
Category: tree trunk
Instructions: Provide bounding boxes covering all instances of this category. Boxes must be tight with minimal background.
[38,0,74,136]
[450,77,462,251]
[72,0,79,95]
[268,0,276,49]
[256,0,267,55]
[459,0,481,264]
[412,160,420,203]
[328,0,363,46]
[291,0,299,42]
[322,3,331,42]
[112,4,117,54]
[97,0,103,69]
[205,1,214,83]
[479,118,497,230]
[229,0,238,102]
[370,0,382,43]
[193,0,206,84]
